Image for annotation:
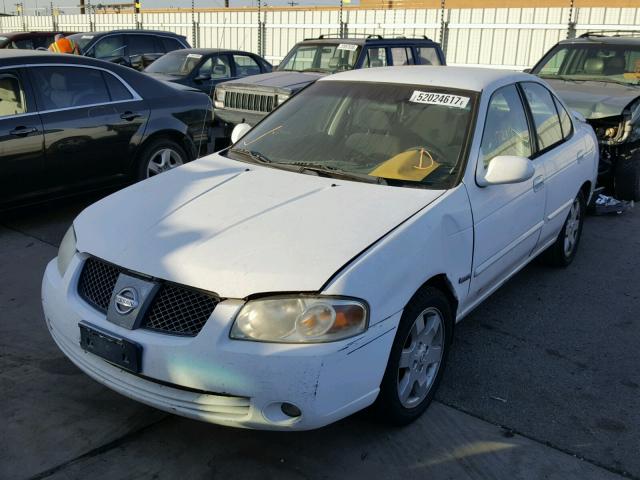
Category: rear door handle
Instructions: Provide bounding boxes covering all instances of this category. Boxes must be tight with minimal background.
[120,111,141,121]
[9,126,37,136]
[533,175,545,192]
[576,150,586,163]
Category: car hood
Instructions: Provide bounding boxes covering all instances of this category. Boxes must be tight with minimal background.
[218,71,326,93]
[74,154,444,298]
[544,79,640,119]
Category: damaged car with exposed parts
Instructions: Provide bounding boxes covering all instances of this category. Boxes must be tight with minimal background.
[531,31,640,200]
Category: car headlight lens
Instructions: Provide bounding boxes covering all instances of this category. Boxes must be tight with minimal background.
[214,88,225,109]
[276,93,290,106]
[230,296,368,343]
[57,225,77,277]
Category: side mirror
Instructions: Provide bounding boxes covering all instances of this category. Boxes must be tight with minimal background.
[483,155,535,186]
[194,73,211,83]
[231,123,252,144]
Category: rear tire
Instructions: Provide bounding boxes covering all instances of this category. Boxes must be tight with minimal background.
[372,286,453,426]
[541,190,586,267]
[136,138,188,181]
[613,152,640,201]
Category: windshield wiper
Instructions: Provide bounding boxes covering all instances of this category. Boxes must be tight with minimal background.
[301,68,329,73]
[229,148,274,165]
[289,162,387,185]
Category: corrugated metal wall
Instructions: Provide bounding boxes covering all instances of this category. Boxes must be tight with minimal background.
[2,7,638,69]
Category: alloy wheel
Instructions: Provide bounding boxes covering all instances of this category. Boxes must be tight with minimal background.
[563,198,581,257]
[146,148,184,178]
[397,307,445,408]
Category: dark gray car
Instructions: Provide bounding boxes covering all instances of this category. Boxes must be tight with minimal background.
[531,32,640,200]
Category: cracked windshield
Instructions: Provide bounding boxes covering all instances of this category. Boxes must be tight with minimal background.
[227,81,477,189]
[536,44,640,85]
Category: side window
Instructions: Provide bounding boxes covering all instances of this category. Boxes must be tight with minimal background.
[204,56,231,79]
[363,48,388,68]
[30,66,111,110]
[539,48,568,76]
[233,54,261,77]
[161,37,183,53]
[0,73,26,116]
[416,47,441,65]
[93,35,125,59]
[14,39,34,49]
[553,96,573,140]
[128,35,157,56]
[480,84,533,166]
[102,72,133,101]
[521,82,564,150]
[390,47,414,66]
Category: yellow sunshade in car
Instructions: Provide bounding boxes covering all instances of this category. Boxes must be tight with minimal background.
[369,148,440,181]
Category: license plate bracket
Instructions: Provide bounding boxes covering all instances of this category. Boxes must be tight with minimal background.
[79,321,142,373]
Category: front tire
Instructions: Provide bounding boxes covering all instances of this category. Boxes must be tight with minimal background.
[373,286,453,426]
[542,191,586,267]
[136,138,188,181]
[613,152,640,201]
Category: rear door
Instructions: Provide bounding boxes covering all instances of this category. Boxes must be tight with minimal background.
[27,65,148,193]
[0,69,45,205]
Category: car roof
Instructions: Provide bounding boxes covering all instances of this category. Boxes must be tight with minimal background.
[560,34,640,45]
[320,66,532,92]
[73,30,185,38]
[0,31,70,39]
[165,48,258,56]
[299,36,439,46]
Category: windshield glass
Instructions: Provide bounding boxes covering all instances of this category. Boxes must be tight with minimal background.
[534,43,640,85]
[68,34,95,54]
[145,51,203,75]
[227,81,477,189]
[278,43,361,73]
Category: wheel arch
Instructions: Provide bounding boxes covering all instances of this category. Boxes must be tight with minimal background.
[412,274,459,331]
[579,180,592,204]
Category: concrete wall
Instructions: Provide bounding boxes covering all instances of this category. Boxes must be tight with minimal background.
[1,6,638,70]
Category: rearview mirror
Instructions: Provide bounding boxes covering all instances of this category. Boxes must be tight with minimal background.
[483,156,535,186]
[231,123,252,144]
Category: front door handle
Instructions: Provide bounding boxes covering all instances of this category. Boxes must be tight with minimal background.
[533,175,545,192]
[10,126,37,136]
[120,111,141,121]
[576,150,586,163]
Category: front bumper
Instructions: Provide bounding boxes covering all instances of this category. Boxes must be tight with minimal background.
[42,256,399,430]
[213,108,266,128]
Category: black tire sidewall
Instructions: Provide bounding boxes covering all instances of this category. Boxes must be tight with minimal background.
[136,138,188,181]
[558,190,586,266]
[375,286,454,425]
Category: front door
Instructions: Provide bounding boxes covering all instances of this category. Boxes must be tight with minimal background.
[0,70,45,206]
[466,84,546,302]
[28,65,147,194]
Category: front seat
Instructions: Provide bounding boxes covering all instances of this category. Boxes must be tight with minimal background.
[345,108,400,163]
[583,58,604,76]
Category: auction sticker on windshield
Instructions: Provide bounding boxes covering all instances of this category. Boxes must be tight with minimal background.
[337,43,358,51]
[410,91,470,109]
[187,53,203,59]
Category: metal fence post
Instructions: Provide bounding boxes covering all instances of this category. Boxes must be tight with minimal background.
[439,1,449,56]
[567,0,576,39]
[50,1,57,30]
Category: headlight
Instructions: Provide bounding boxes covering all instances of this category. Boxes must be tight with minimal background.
[214,88,225,109]
[276,93,290,106]
[230,296,368,343]
[57,225,77,277]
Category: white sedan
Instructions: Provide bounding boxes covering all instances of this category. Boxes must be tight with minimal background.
[42,67,598,430]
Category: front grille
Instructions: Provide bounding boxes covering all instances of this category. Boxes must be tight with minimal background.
[77,257,218,336]
[142,283,219,336]
[224,90,275,113]
[78,258,121,312]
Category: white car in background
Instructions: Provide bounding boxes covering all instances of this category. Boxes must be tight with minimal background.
[42,67,598,430]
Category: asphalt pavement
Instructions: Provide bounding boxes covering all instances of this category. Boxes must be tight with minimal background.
[1,193,638,480]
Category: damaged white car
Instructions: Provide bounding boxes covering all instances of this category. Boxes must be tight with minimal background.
[42,67,598,430]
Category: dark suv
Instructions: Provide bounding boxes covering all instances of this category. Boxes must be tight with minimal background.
[68,30,190,71]
[0,31,75,50]
[213,35,445,143]
[530,31,640,200]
